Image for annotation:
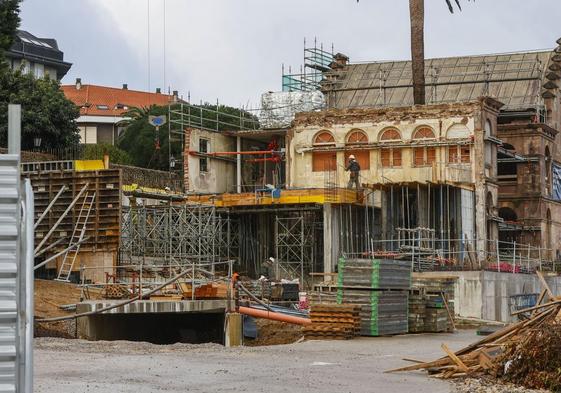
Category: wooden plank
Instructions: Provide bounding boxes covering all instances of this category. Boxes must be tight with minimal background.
[536,271,555,300]
[441,344,469,373]
[511,297,561,316]
[441,291,456,331]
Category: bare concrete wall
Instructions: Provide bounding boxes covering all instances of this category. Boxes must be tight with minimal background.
[418,271,561,323]
[184,129,236,193]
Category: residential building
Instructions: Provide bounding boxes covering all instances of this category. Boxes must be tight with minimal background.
[62,80,177,145]
[5,30,71,80]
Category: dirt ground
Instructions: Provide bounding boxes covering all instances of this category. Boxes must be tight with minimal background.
[244,319,303,346]
[34,279,102,338]
[35,330,480,393]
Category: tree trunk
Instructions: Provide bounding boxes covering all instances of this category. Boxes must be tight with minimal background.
[409,0,425,105]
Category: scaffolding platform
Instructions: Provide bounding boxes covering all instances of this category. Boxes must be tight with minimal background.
[187,188,363,207]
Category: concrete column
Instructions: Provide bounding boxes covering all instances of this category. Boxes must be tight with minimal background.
[323,204,334,279]
[8,104,21,155]
[224,312,242,347]
[236,136,241,193]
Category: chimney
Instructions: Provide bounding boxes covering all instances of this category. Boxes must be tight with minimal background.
[334,53,349,67]
[173,90,179,102]
[122,83,128,90]
[75,78,82,90]
[156,88,161,94]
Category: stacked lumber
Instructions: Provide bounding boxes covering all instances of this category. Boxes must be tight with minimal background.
[303,304,361,340]
[389,272,561,387]
[336,258,411,336]
[194,282,228,299]
[240,280,271,299]
[409,275,456,333]
[103,284,130,299]
[408,294,426,333]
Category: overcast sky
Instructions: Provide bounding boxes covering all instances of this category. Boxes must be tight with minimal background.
[19,0,561,108]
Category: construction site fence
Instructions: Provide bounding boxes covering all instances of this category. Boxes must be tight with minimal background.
[349,237,558,274]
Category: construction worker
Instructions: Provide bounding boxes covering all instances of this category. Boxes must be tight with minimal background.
[346,154,361,189]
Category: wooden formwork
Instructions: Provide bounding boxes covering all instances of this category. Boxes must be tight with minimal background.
[28,168,122,253]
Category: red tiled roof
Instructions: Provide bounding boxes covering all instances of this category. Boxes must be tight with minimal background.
[61,84,174,117]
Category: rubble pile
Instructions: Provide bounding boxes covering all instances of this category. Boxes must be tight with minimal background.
[501,322,561,391]
[388,272,561,392]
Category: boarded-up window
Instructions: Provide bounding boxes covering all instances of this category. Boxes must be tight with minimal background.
[449,146,459,163]
[345,129,370,169]
[312,131,336,172]
[460,146,470,163]
[412,127,436,167]
[379,128,402,168]
[414,148,424,166]
[426,147,436,164]
[393,149,402,167]
[313,152,337,171]
[448,146,470,163]
[345,151,370,170]
[381,150,391,167]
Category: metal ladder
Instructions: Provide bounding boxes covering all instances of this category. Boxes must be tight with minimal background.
[56,192,96,282]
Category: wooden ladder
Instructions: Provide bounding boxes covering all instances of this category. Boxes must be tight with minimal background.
[56,192,96,282]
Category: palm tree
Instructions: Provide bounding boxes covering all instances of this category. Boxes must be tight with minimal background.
[410,0,471,105]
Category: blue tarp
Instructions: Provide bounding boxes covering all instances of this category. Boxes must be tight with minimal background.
[553,163,561,200]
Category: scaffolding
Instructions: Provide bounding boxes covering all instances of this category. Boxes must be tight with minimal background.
[119,204,231,280]
[274,215,315,284]
[282,39,335,92]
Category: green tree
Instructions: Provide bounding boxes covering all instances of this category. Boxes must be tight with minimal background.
[118,105,175,170]
[82,143,132,165]
[0,70,80,149]
[0,0,20,68]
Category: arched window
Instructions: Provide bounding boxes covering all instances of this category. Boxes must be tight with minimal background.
[378,128,402,168]
[347,129,368,144]
[545,146,552,196]
[412,126,436,167]
[447,124,471,164]
[484,120,493,165]
[312,131,336,172]
[345,129,370,170]
[498,207,517,222]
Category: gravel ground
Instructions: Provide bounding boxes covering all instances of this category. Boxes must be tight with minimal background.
[34,330,487,393]
[454,377,550,393]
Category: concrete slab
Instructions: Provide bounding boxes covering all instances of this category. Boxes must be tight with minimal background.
[76,299,234,314]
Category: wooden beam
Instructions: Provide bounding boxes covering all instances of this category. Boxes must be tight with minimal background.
[511,298,561,316]
[441,344,469,373]
[536,271,555,300]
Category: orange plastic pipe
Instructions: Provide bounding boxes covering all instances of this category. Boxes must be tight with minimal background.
[188,150,276,156]
[238,306,311,325]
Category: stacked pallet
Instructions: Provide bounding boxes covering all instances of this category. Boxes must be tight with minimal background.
[409,275,456,333]
[194,282,228,299]
[303,304,361,340]
[241,280,272,299]
[311,258,411,336]
[408,293,426,333]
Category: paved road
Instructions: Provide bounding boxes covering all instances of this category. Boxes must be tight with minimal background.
[34,330,479,393]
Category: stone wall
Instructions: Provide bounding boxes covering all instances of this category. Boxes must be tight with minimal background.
[111,163,183,191]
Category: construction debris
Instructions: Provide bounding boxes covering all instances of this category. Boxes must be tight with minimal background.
[388,273,561,391]
[303,304,361,340]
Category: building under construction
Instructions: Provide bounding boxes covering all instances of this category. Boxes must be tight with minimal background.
[25,39,561,343]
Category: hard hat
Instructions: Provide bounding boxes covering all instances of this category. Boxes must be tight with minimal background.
[349,154,356,160]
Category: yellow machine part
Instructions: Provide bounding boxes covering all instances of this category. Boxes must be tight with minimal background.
[74,160,105,171]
